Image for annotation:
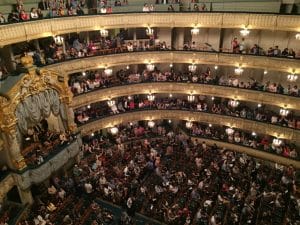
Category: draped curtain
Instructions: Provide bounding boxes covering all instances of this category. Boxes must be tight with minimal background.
[15,89,62,134]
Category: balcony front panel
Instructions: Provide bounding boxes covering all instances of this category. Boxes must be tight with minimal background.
[14,136,82,190]
[45,51,300,75]
[0,13,300,46]
[77,109,300,142]
[72,82,300,111]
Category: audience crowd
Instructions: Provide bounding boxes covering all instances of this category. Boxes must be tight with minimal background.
[68,67,300,99]
[21,119,74,167]
[17,122,299,225]
[73,94,300,131]
[73,95,299,159]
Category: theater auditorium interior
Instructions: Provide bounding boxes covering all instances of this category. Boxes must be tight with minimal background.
[0,0,299,224]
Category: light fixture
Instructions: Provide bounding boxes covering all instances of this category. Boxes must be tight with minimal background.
[146,27,154,36]
[91,133,95,137]
[128,96,132,100]
[287,73,298,82]
[272,138,282,147]
[211,97,215,100]
[146,63,155,71]
[169,63,173,68]
[104,68,113,76]
[296,33,300,40]
[100,29,109,37]
[191,27,200,35]
[264,70,268,75]
[82,71,86,76]
[110,127,119,135]
[169,93,173,98]
[53,35,64,45]
[229,99,239,108]
[168,119,172,124]
[225,128,234,135]
[214,66,218,70]
[148,120,155,128]
[87,105,91,109]
[187,95,195,102]
[208,124,212,127]
[240,28,250,37]
[147,93,155,102]
[126,65,130,70]
[107,100,116,107]
[257,103,262,108]
[188,64,197,73]
[234,67,244,75]
[279,108,289,117]
[186,121,193,129]
[251,131,256,136]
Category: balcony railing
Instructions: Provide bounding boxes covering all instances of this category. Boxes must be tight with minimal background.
[72,81,300,111]
[13,134,82,190]
[80,112,300,168]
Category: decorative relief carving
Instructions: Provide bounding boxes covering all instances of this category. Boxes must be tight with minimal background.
[78,110,300,142]
[0,13,299,46]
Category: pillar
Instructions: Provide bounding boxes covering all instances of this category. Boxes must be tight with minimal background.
[0,45,16,72]
[18,187,33,205]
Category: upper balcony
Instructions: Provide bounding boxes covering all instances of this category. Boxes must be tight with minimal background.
[0,12,300,47]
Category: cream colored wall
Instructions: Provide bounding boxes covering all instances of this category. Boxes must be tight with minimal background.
[156,28,172,49]
[222,29,300,55]
[191,28,221,51]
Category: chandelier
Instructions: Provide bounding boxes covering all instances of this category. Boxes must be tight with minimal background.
[191,27,200,35]
[234,67,244,75]
[110,127,119,135]
[229,99,239,108]
[147,93,155,102]
[146,63,155,71]
[148,120,155,128]
[240,28,250,37]
[146,27,154,36]
[104,68,113,76]
[53,36,64,45]
[287,74,298,82]
[107,100,116,107]
[279,108,289,117]
[296,33,300,40]
[188,64,197,73]
[187,95,195,102]
[225,128,234,135]
[186,121,193,129]
[272,138,282,147]
[100,29,109,37]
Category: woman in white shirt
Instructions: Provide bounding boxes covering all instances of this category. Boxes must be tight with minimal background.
[30,8,39,19]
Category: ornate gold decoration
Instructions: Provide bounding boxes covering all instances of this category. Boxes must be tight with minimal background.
[20,55,34,68]
[0,13,299,46]
[0,62,74,170]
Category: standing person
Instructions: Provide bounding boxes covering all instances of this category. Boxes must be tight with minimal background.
[239,37,246,54]
[231,37,239,53]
